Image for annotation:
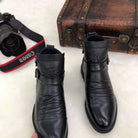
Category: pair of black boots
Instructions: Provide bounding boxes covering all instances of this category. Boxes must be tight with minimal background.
[32,33,117,138]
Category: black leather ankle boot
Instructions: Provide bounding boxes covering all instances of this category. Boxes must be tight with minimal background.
[33,45,68,138]
[81,33,117,133]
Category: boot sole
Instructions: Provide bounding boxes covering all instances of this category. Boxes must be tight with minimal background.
[32,106,43,138]
[32,105,68,138]
[81,65,118,133]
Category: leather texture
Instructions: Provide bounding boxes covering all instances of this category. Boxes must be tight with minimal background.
[81,33,117,133]
[33,45,68,138]
[57,0,138,54]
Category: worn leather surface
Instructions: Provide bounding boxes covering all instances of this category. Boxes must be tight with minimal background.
[57,0,138,53]
[81,33,117,133]
[33,46,68,138]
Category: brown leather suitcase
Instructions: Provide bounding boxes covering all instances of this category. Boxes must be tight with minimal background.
[57,0,138,54]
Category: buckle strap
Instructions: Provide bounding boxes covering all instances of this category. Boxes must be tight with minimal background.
[35,69,64,84]
[86,56,109,65]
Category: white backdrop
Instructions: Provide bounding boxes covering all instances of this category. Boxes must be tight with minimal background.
[0,0,138,138]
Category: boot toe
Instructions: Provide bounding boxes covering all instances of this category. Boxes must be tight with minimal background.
[35,118,67,138]
[96,118,109,127]
[86,97,117,133]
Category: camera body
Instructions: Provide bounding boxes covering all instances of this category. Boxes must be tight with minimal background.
[0,13,45,73]
[0,13,26,57]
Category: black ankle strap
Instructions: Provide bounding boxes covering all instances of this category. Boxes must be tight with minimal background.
[35,68,64,84]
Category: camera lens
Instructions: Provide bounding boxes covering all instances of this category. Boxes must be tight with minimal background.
[5,35,19,51]
[6,37,16,46]
[1,33,26,57]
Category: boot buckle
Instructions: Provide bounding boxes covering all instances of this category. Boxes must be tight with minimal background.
[35,68,40,79]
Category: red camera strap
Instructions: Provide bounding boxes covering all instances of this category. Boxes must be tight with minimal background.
[0,14,46,73]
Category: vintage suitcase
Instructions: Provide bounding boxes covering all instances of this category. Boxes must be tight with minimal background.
[57,0,138,54]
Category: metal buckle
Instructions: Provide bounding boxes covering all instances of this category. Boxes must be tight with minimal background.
[119,35,130,43]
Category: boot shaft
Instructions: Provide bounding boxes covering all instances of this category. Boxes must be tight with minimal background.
[36,45,64,77]
[84,33,109,63]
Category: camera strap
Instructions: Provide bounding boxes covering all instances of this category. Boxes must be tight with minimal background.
[0,13,45,73]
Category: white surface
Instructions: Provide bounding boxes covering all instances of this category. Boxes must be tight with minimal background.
[0,0,138,138]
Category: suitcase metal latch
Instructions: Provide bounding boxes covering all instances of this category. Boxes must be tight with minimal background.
[64,28,74,42]
[119,35,130,43]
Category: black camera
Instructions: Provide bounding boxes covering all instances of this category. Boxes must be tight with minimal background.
[0,13,26,57]
[0,13,45,73]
